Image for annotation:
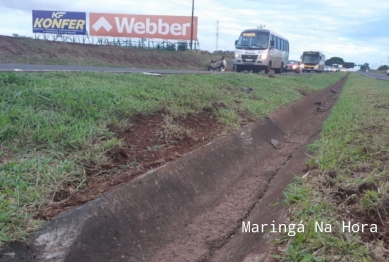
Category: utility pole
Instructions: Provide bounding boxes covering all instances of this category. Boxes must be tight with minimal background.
[215,21,219,51]
[190,0,194,50]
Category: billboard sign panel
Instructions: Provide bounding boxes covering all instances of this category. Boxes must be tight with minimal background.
[89,13,198,40]
[32,10,87,35]
[343,62,355,69]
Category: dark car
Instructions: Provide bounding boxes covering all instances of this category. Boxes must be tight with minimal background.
[286,60,302,73]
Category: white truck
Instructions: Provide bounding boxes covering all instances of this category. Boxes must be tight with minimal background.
[332,64,340,71]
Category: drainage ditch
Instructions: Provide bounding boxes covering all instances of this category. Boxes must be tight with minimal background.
[0,75,348,262]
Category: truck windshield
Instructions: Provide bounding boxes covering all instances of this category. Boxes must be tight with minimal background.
[302,55,319,64]
[236,32,270,50]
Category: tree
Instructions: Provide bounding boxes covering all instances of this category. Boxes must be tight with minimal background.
[360,63,370,70]
[378,65,388,70]
[11,33,31,39]
[325,57,345,66]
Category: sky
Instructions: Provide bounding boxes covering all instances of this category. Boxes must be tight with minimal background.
[0,0,389,69]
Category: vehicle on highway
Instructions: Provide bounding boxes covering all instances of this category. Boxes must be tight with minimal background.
[332,64,341,71]
[286,60,302,73]
[324,66,331,72]
[387,69,389,75]
[234,28,289,74]
[208,56,227,71]
[300,51,325,73]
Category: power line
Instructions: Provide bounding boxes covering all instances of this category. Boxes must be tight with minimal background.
[163,0,219,20]
[163,0,192,8]
[207,0,261,27]
[156,0,259,28]
[216,21,219,50]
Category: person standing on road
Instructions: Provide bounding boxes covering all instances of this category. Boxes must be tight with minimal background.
[221,56,227,71]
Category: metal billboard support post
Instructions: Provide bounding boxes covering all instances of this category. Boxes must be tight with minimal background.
[190,0,194,50]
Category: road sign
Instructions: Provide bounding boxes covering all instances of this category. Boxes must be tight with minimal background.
[343,62,355,69]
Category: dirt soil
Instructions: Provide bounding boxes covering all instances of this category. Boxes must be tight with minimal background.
[35,108,230,220]
[0,35,231,70]
[0,76,348,262]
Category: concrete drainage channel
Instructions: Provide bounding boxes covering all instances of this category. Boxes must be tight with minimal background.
[1,75,349,262]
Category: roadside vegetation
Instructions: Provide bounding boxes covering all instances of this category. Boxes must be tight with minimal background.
[0,35,230,70]
[0,71,345,246]
[280,74,389,261]
[371,70,388,75]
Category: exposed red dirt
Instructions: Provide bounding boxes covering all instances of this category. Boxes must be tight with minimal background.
[0,76,349,262]
[34,109,228,220]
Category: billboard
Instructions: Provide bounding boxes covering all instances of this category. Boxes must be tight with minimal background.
[343,62,355,69]
[32,10,87,35]
[89,13,198,40]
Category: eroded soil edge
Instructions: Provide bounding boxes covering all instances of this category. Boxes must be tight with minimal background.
[0,75,348,262]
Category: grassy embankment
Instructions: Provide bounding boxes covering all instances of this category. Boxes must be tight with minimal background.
[280,74,389,261]
[0,35,230,70]
[0,72,345,246]
[371,70,388,75]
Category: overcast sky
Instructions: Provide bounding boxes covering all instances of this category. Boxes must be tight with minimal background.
[1,0,389,68]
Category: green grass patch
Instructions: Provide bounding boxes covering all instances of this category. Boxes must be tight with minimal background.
[370,70,388,75]
[280,74,389,261]
[0,71,345,246]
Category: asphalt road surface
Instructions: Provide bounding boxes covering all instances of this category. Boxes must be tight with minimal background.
[0,63,213,74]
[1,63,388,81]
[357,70,389,81]
[0,63,333,75]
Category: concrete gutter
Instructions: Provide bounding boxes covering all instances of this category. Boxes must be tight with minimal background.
[0,75,348,262]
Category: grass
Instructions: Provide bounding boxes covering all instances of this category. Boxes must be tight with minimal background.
[18,50,234,70]
[280,74,389,261]
[0,71,345,246]
[0,35,230,70]
[370,70,388,75]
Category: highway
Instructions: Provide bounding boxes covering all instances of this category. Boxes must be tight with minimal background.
[0,63,214,74]
[1,63,388,81]
[357,70,389,81]
[0,63,299,75]
[0,63,334,75]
